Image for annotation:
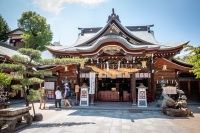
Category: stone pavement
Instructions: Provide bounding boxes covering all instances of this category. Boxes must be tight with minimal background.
[18,109,187,133]
[5,99,200,133]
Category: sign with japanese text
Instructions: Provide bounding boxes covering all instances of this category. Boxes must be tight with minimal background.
[137,88,147,107]
[89,72,96,94]
[80,88,89,106]
[163,86,177,94]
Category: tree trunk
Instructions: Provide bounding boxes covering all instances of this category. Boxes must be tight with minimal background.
[22,86,29,106]
[31,101,35,116]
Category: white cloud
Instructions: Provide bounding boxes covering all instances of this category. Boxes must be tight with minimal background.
[34,0,108,15]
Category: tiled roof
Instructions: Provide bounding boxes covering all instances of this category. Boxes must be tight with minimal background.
[0,42,28,59]
[130,31,159,44]
[71,33,96,47]
[63,34,187,52]
[71,27,157,47]
[46,10,188,53]
[75,35,158,52]
[158,41,189,49]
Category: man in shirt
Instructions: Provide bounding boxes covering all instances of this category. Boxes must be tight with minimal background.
[55,86,62,109]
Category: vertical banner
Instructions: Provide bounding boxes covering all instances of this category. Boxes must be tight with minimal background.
[89,72,96,94]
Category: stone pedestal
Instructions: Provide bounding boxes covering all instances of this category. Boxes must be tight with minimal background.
[0,106,32,132]
[33,113,43,121]
[0,102,10,109]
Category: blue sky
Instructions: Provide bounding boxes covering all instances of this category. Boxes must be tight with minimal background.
[0,0,200,58]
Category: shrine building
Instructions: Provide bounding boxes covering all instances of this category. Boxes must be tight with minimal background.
[46,9,199,103]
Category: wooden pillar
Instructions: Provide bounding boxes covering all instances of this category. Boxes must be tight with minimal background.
[57,70,61,89]
[150,55,155,100]
[188,81,191,95]
[130,73,136,106]
[95,74,98,101]
[76,64,80,86]
[151,73,155,100]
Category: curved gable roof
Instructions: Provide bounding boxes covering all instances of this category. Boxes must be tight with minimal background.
[74,19,157,47]
[46,9,189,57]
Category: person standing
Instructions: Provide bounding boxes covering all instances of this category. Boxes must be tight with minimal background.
[75,83,80,102]
[55,86,62,109]
[64,84,71,107]
[39,87,47,109]
[119,87,123,102]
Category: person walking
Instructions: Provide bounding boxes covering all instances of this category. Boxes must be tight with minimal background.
[64,84,71,107]
[39,87,47,109]
[55,86,62,109]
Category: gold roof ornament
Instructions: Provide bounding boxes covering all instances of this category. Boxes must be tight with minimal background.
[64,65,68,71]
[102,45,121,55]
[141,61,147,68]
[162,64,167,71]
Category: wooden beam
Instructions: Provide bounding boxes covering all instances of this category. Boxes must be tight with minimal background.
[76,64,80,86]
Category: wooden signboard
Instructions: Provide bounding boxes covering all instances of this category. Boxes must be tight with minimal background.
[80,88,89,106]
[137,88,147,107]
[163,86,177,94]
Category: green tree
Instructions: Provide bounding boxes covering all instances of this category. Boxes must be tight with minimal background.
[0,47,88,119]
[0,15,10,42]
[175,55,189,63]
[184,45,200,78]
[18,11,53,51]
[0,48,49,118]
[0,71,13,102]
